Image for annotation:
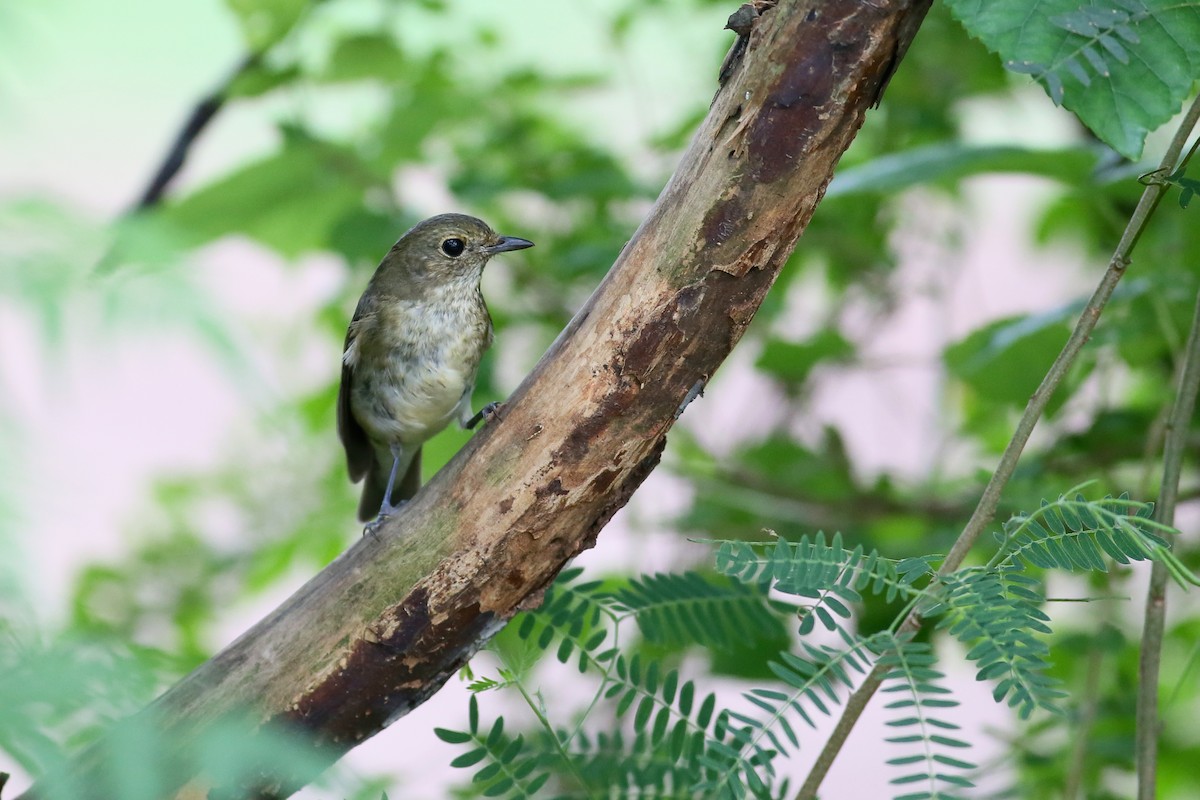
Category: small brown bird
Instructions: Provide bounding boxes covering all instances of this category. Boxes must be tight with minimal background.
[338,213,533,522]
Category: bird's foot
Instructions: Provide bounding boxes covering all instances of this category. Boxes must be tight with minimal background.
[466,401,506,430]
[362,518,383,540]
[362,498,407,539]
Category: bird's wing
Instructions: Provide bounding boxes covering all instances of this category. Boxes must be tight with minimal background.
[338,299,377,483]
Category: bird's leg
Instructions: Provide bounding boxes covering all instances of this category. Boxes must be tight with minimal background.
[363,444,407,538]
[379,443,404,514]
[465,401,505,430]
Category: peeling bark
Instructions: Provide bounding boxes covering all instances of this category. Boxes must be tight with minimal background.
[22,1,932,797]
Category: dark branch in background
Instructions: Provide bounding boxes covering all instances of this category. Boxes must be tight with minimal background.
[132,0,331,212]
[689,467,975,530]
[796,92,1200,800]
[131,53,260,212]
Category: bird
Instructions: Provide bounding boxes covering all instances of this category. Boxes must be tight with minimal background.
[337,213,534,523]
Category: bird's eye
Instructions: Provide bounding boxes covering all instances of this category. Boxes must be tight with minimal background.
[441,238,465,257]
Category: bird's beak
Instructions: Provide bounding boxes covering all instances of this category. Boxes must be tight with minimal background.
[483,236,535,254]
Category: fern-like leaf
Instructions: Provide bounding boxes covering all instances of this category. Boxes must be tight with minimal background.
[696,637,883,799]
[934,567,1066,719]
[878,636,976,800]
[512,567,616,673]
[568,727,760,799]
[532,652,772,799]
[995,493,1171,573]
[714,533,934,634]
[438,696,551,799]
[608,571,785,650]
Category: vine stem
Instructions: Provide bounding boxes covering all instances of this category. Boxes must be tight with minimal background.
[510,673,595,798]
[1136,231,1200,796]
[795,92,1200,800]
[564,612,622,747]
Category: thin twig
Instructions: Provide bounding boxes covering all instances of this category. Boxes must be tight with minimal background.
[131,0,335,212]
[1064,639,1105,799]
[130,53,260,212]
[132,53,260,211]
[795,92,1200,800]
[1136,267,1200,797]
[511,676,595,798]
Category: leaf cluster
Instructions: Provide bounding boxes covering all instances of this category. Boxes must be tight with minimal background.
[438,492,1191,799]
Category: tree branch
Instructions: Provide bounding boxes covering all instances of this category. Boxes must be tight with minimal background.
[27,1,934,797]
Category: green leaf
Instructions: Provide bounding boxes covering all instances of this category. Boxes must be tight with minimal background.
[945,0,1200,158]
[434,728,472,744]
[933,754,978,770]
[615,688,637,718]
[679,681,695,716]
[225,63,302,98]
[161,132,371,257]
[944,311,1073,407]
[482,777,513,797]
[324,34,407,82]
[634,696,654,731]
[224,0,307,50]
[473,762,502,783]
[756,329,854,387]
[697,693,716,728]
[611,571,786,653]
[888,754,928,766]
[526,773,550,795]
[930,734,972,748]
[827,143,1098,197]
[485,717,504,748]
[450,748,487,768]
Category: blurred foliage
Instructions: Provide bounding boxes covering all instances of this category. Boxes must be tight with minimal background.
[2,0,1199,797]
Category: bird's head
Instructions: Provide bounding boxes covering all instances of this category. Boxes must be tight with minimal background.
[379,213,534,290]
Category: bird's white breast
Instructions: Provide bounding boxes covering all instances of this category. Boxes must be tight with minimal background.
[350,289,489,447]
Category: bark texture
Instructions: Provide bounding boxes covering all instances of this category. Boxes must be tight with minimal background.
[24,1,932,797]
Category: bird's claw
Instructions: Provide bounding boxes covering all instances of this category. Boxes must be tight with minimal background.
[466,401,505,430]
[482,401,505,423]
[362,498,407,539]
